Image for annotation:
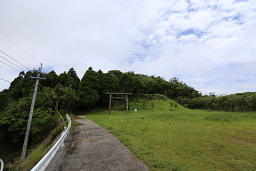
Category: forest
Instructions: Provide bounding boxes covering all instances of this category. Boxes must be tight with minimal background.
[0,67,200,146]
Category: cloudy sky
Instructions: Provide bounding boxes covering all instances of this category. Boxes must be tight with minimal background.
[0,0,255,94]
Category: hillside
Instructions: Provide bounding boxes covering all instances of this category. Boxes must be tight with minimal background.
[111,94,186,111]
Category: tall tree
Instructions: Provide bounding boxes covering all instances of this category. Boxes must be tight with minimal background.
[79,67,100,110]
[67,68,80,90]
[42,70,58,88]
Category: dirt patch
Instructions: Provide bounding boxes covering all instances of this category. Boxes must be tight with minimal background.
[230,131,256,146]
[73,115,86,119]
[232,137,256,146]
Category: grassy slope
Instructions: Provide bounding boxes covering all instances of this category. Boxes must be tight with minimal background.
[86,95,256,171]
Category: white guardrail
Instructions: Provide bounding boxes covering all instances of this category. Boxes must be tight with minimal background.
[31,114,71,171]
[0,159,4,171]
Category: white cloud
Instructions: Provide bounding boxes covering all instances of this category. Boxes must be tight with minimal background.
[0,0,255,94]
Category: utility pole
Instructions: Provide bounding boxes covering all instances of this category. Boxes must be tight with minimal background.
[21,63,44,161]
[126,94,128,113]
[109,94,112,114]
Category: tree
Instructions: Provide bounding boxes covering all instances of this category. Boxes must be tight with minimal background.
[0,89,8,112]
[99,72,119,105]
[79,67,100,110]
[42,70,58,88]
[67,68,80,90]
[54,84,78,112]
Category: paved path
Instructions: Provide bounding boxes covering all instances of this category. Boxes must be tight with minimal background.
[47,116,148,171]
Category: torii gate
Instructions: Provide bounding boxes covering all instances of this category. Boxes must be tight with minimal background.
[105,92,132,113]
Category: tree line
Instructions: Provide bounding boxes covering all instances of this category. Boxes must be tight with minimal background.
[177,92,256,112]
[0,67,200,145]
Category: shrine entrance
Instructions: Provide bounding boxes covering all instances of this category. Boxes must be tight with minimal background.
[105,93,132,113]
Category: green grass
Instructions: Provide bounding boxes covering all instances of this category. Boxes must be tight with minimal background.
[86,96,256,171]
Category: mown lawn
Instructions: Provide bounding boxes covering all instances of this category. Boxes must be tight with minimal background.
[86,99,256,171]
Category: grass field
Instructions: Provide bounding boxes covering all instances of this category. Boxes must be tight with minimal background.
[86,96,256,170]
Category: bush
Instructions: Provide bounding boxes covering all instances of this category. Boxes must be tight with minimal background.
[0,108,58,144]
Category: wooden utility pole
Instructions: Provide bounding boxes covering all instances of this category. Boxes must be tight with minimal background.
[126,94,128,113]
[21,64,44,161]
[109,94,112,114]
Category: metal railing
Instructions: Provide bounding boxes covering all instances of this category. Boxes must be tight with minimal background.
[31,114,71,171]
[0,159,4,171]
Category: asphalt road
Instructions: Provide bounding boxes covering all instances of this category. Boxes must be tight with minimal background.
[47,116,148,171]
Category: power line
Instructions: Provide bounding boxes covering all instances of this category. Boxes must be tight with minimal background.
[0,33,41,67]
[0,58,21,72]
[0,76,11,83]
[0,55,25,71]
[0,49,30,70]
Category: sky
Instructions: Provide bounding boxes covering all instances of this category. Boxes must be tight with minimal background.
[0,0,255,95]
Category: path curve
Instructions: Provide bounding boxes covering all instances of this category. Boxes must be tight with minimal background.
[47,116,148,171]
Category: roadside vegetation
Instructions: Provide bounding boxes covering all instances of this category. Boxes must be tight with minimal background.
[87,95,256,171]
[5,121,64,170]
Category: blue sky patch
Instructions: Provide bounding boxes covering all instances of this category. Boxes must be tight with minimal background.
[234,0,248,3]
[177,28,204,38]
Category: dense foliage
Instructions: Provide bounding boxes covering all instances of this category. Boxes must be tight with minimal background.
[0,67,200,146]
[39,67,200,111]
[177,92,256,112]
[0,71,59,147]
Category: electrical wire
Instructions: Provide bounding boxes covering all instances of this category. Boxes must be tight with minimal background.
[0,33,41,68]
[0,55,25,71]
[0,76,11,83]
[0,49,30,71]
[0,58,21,72]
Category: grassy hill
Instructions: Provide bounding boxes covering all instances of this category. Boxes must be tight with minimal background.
[111,94,186,112]
[86,94,256,171]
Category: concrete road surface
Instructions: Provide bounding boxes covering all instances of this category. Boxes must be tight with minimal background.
[47,116,148,171]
